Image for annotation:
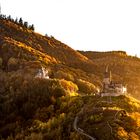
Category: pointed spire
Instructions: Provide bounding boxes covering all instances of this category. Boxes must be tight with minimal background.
[104,64,112,82]
[105,65,109,72]
[109,70,112,82]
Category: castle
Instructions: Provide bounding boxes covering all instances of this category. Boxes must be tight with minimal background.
[101,66,127,97]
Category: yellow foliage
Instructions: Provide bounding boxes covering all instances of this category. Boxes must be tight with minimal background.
[117,127,128,139]
[129,132,139,140]
[8,57,18,65]
[60,79,78,93]
[129,112,140,127]
[69,91,79,96]
[76,79,97,94]
[5,37,57,64]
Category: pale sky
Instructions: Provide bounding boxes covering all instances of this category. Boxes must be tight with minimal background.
[1,0,140,57]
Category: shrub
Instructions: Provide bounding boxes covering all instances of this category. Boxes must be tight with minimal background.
[76,79,97,94]
[59,79,78,94]
[7,57,18,71]
[54,70,74,81]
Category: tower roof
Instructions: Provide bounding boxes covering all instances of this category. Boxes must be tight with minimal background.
[105,65,109,73]
[104,65,112,80]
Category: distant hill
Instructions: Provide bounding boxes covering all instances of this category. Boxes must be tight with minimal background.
[79,51,140,99]
[0,15,140,140]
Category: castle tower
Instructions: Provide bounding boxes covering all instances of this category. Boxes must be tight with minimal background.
[103,65,111,84]
[103,65,112,92]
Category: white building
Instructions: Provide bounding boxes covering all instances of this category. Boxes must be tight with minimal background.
[101,66,127,97]
[35,67,49,79]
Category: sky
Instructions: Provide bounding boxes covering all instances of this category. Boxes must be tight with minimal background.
[1,0,140,57]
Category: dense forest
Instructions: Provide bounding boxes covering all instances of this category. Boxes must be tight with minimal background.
[0,15,140,140]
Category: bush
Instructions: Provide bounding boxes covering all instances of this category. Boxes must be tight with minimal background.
[59,79,78,94]
[76,79,97,94]
[54,70,74,81]
[7,57,18,71]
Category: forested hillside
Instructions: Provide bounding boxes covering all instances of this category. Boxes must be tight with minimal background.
[79,51,140,99]
[0,15,140,140]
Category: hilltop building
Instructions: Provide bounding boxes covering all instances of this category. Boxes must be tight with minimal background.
[35,67,49,79]
[101,66,127,97]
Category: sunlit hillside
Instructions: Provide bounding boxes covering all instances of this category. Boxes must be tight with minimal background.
[79,51,140,99]
[0,15,140,140]
[0,16,99,73]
